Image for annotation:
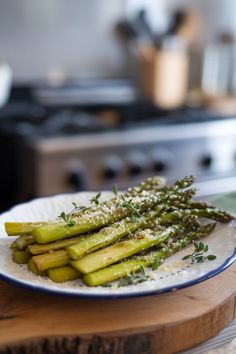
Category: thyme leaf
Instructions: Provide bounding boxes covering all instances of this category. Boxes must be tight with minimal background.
[119,195,142,223]
[59,211,76,228]
[118,266,149,287]
[152,256,160,271]
[112,184,118,195]
[59,201,86,227]
[101,283,112,288]
[90,192,101,206]
[182,241,216,264]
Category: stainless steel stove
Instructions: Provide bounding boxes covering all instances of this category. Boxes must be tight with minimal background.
[1,85,236,210]
[23,116,236,197]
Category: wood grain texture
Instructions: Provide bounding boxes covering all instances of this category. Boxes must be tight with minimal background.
[0,262,236,354]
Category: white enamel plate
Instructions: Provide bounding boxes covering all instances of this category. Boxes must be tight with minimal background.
[0,192,236,298]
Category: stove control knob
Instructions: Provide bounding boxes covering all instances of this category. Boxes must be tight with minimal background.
[127,152,147,176]
[153,160,167,172]
[151,149,172,172]
[67,160,87,191]
[103,156,123,179]
[200,154,212,168]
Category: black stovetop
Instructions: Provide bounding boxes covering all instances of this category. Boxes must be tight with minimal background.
[0,85,230,138]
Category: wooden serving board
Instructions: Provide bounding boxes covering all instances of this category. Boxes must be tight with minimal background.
[0,262,236,354]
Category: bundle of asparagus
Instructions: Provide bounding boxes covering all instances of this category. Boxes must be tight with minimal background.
[6,176,234,287]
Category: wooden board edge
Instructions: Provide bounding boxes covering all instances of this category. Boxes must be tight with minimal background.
[0,296,235,354]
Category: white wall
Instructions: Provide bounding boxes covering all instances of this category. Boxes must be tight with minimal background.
[0,0,236,83]
[0,0,127,82]
[196,0,236,43]
[127,0,236,43]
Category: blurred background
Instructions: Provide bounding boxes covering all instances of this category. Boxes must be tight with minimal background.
[1,0,236,210]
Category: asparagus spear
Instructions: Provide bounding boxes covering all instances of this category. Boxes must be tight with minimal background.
[27,206,222,272]
[57,176,167,225]
[30,249,71,273]
[28,188,196,256]
[67,193,197,260]
[67,206,166,260]
[48,266,81,283]
[33,176,196,244]
[12,250,31,264]
[10,239,18,250]
[190,207,234,223]
[25,209,194,272]
[32,192,160,244]
[83,223,216,286]
[29,203,225,274]
[5,222,46,237]
[186,200,215,210]
[71,224,181,274]
[177,203,235,223]
[127,176,166,196]
[28,259,46,276]
[71,204,220,276]
[5,176,166,237]
[28,234,91,255]
[15,235,35,250]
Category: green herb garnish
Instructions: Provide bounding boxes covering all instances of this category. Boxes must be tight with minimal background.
[120,195,142,222]
[182,241,216,264]
[59,202,86,227]
[90,192,101,206]
[71,202,86,212]
[101,283,112,288]
[112,184,118,195]
[59,211,76,228]
[118,266,149,287]
[152,256,160,271]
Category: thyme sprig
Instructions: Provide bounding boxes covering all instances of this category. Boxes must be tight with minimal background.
[119,195,142,223]
[118,266,149,287]
[112,184,118,196]
[182,241,216,264]
[59,212,76,227]
[152,255,160,271]
[90,192,101,206]
[59,202,86,228]
[101,283,112,288]
[112,184,142,222]
[71,202,86,212]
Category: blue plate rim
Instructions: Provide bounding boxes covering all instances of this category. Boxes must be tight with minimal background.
[1,195,236,299]
[0,243,236,299]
